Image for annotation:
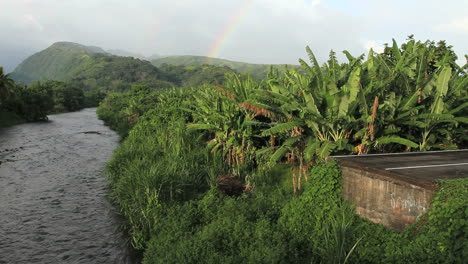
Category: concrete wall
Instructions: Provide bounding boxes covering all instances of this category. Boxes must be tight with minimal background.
[340,166,435,231]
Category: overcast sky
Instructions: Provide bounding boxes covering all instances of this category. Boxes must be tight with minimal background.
[1,0,467,72]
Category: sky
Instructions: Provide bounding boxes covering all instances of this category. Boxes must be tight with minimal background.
[0,0,467,72]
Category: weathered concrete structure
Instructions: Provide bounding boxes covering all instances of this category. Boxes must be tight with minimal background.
[333,150,468,231]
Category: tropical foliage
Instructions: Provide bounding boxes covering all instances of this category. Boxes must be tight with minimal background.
[97,38,467,263]
[185,38,467,191]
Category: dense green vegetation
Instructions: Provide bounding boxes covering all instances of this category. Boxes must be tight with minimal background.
[96,85,161,137]
[151,55,302,80]
[158,64,236,87]
[0,67,89,126]
[11,42,240,93]
[64,53,175,91]
[98,38,467,263]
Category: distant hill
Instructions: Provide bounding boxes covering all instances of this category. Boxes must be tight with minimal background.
[11,42,108,83]
[106,49,162,61]
[10,42,175,90]
[9,42,237,91]
[159,64,236,87]
[151,55,302,80]
[146,54,162,60]
[106,49,147,59]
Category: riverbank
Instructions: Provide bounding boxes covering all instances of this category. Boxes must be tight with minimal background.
[0,110,25,128]
[97,87,467,263]
[0,107,94,128]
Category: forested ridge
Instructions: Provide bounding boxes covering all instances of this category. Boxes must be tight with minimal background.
[96,38,467,263]
[10,42,229,91]
[151,55,303,80]
[10,41,297,90]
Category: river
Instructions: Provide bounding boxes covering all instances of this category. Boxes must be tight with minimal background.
[0,108,137,263]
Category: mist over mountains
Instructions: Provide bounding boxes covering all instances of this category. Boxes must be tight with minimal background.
[106,49,161,61]
[0,45,37,73]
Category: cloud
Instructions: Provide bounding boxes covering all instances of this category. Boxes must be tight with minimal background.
[435,17,468,34]
[364,40,384,54]
[0,0,467,70]
[20,14,44,32]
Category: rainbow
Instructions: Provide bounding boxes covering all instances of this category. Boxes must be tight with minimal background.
[207,0,256,59]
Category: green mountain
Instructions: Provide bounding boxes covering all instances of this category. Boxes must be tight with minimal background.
[10,42,177,90]
[11,42,107,83]
[151,55,302,80]
[9,42,236,91]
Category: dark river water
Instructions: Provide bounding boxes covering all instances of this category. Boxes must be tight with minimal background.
[0,108,137,263]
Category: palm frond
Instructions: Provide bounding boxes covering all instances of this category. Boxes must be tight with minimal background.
[376,136,418,148]
[261,121,303,136]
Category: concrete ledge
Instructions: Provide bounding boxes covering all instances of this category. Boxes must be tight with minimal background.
[333,150,468,231]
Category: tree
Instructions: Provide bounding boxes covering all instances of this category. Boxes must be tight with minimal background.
[0,67,16,107]
[19,81,54,121]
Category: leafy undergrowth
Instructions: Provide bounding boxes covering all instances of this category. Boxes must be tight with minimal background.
[139,159,467,264]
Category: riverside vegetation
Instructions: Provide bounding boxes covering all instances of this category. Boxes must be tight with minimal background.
[0,68,92,127]
[97,38,467,263]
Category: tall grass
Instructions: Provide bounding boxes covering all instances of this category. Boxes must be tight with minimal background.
[104,94,227,248]
[315,204,362,264]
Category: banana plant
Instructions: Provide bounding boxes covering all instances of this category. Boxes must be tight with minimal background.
[187,38,467,193]
[187,76,263,177]
[253,48,363,192]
